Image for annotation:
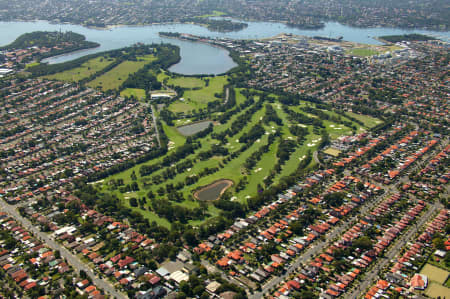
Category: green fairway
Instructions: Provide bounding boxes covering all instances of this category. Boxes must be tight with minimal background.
[121,196,171,228]
[162,121,186,148]
[98,82,377,227]
[274,133,319,182]
[43,56,113,82]
[323,120,353,139]
[168,75,229,112]
[87,55,155,91]
[120,88,146,100]
[346,111,383,128]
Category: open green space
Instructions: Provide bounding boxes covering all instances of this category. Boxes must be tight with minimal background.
[120,88,146,100]
[87,55,156,91]
[197,10,227,18]
[158,72,206,89]
[345,111,383,128]
[168,75,229,112]
[25,61,40,69]
[347,48,380,57]
[94,69,374,227]
[43,56,113,82]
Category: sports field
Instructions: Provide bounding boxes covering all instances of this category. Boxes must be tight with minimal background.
[425,282,450,298]
[421,264,449,285]
[120,88,146,100]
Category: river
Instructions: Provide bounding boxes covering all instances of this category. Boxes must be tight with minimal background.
[0,20,448,75]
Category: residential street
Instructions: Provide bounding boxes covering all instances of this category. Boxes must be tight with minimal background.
[346,201,442,298]
[0,200,127,299]
[250,190,391,299]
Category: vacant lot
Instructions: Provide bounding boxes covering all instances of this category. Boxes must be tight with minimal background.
[421,264,449,284]
[44,56,113,82]
[88,55,155,91]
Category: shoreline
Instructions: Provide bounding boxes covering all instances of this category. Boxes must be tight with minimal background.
[41,44,101,63]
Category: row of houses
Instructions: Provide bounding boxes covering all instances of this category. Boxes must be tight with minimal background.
[0,212,103,298]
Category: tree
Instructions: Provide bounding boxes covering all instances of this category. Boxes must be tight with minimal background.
[324,192,345,207]
[352,236,373,251]
[129,197,138,207]
[183,229,198,247]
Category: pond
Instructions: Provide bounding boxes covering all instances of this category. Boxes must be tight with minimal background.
[177,120,213,136]
[194,180,233,201]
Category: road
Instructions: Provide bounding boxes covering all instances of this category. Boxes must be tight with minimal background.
[346,201,441,299]
[313,150,323,167]
[150,104,161,148]
[224,87,230,105]
[250,191,389,299]
[0,200,127,299]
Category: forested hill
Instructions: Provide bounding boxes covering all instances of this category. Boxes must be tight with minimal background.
[1,31,99,51]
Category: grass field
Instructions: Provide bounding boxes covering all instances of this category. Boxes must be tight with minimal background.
[25,62,40,69]
[44,56,113,82]
[347,48,380,57]
[421,264,449,285]
[197,10,226,18]
[425,282,450,298]
[157,72,205,89]
[168,75,228,112]
[164,75,205,89]
[87,55,155,91]
[120,88,146,100]
[346,111,382,128]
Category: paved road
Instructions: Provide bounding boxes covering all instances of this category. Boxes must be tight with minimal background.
[313,150,323,167]
[346,201,441,299]
[150,104,161,148]
[224,87,230,105]
[0,200,127,299]
[250,191,389,299]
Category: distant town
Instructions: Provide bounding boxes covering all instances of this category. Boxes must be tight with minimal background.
[0,0,449,31]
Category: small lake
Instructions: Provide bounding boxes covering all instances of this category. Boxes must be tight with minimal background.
[194,180,233,201]
[0,20,448,75]
[177,120,213,136]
